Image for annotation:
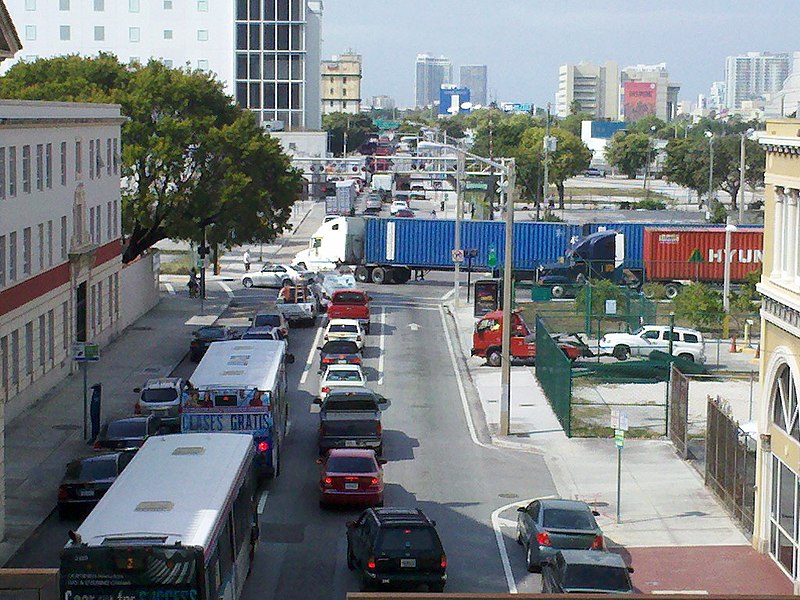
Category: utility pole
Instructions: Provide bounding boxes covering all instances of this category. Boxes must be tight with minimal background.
[739,132,746,223]
[500,159,516,436]
[706,131,714,207]
[543,103,551,208]
[454,149,465,306]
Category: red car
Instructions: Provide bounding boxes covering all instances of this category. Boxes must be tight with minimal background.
[317,448,385,508]
[395,208,415,218]
[327,290,371,333]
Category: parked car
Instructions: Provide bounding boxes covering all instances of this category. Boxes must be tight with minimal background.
[319,364,367,401]
[241,263,308,289]
[319,340,362,370]
[390,200,409,215]
[251,311,289,339]
[346,508,447,592]
[190,325,235,362]
[516,498,605,572]
[599,325,706,363]
[327,290,371,333]
[57,451,135,518]
[133,377,185,427]
[317,448,385,508]
[584,166,607,177]
[541,550,634,594]
[324,319,366,350]
[93,416,164,451]
[395,208,415,218]
[241,326,284,341]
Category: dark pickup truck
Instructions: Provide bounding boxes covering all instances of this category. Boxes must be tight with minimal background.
[316,388,387,456]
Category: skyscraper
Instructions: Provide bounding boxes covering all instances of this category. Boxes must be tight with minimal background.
[2,0,323,131]
[556,61,619,119]
[415,54,452,108]
[724,52,791,110]
[460,65,488,106]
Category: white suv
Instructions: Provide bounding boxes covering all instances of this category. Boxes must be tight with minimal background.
[599,325,706,363]
[134,378,186,425]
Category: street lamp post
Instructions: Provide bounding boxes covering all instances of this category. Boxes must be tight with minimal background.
[500,160,516,436]
[723,217,737,312]
[738,128,754,224]
[705,131,715,208]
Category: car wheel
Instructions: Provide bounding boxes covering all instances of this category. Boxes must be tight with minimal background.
[526,545,540,573]
[242,277,254,288]
[487,349,502,367]
[429,583,445,593]
[346,545,355,570]
[677,352,695,362]
[550,285,566,299]
[613,345,630,361]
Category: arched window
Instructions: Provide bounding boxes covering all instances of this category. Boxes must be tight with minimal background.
[772,364,799,441]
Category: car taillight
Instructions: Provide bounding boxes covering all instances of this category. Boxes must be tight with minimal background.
[376,422,382,435]
[367,556,376,570]
[321,387,330,394]
[57,486,68,501]
[133,402,141,415]
[322,357,334,364]
[352,357,362,364]
[440,554,447,570]
[537,531,551,546]
[324,477,333,487]
[591,535,604,550]
[93,440,102,450]
[257,441,269,453]
[369,477,379,487]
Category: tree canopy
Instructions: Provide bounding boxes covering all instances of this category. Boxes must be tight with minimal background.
[0,54,302,262]
[605,132,652,179]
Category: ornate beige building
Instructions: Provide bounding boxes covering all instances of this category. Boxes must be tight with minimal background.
[321,51,362,115]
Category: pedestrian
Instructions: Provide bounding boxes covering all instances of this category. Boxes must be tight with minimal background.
[440,199,445,212]
[187,268,199,298]
[430,209,437,219]
[243,249,251,272]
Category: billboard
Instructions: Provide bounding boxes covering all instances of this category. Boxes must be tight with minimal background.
[623,82,657,121]
[439,86,472,115]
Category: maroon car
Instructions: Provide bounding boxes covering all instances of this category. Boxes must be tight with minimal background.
[318,448,385,508]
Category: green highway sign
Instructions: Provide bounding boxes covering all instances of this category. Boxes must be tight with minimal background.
[72,342,100,362]
[373,118,401,131]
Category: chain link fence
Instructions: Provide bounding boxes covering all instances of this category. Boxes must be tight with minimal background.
[535,316,572,437]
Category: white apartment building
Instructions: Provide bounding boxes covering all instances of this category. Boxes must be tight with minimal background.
[2,0,322,130]
[725,52,790,110]
[415,54,452,109]
[0,100,125,423]
[556,61,619,120]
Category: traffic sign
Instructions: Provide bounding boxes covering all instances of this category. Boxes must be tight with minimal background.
[72,342,100,362]
[487,246,498,268]
[615,429,625,448]
[611,409,629,431]
[452,249,465,263]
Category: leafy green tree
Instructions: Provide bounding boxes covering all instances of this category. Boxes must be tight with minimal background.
[559,112,594,137]
[605,132,651,179]
[471,110,540,158]
[575,279,627,316]
[673,283,724,330]
[0,54,301,263]
[517,127,592,208]
[322,112,374,156]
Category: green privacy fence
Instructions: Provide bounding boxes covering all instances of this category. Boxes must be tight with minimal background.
[535,316,573,437]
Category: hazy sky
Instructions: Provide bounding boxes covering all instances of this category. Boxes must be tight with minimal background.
[321,0,799,108]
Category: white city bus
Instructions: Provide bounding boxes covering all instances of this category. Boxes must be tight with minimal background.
[60,433,259,600]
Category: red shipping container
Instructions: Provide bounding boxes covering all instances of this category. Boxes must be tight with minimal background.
[643,228,764,283]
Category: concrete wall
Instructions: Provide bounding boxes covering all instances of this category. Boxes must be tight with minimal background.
[118,251,160,330]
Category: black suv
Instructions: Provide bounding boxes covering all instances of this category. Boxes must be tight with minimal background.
[346,508,447,592]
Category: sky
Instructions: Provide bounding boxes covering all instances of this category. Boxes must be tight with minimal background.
[321,0,800,109]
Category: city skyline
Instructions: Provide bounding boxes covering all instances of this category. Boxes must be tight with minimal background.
[322,0,800,109]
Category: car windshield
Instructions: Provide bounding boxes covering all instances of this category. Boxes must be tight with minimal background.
[542,508,595,530]
[253,314,281,328]
[326,456,376,473]
[326,370,362,382]
[564,564,631,592]
[377,527,439,552]
[66,456,118,482]
[322,341,359,353]
[324,396,377,411]
[329,324,358,333]
[332,292,366,305]
[141,388,178,403]
[197,327,226,339]
[106,420,147,438]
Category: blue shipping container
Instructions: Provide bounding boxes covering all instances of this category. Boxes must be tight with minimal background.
[364,218,580,271]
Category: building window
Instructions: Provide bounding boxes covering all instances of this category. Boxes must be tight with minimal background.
[197,30,209,41]
[94,26,105,41]
[112,138,118,173]
[22,145,31,192]
[0,235,5,288]
[8,146,16,196]
[129,27,140,42]
[10,330,19,386]
[129,0,139,11]
[97,281,103,329]
[198,59,209,70]
[47,220,53,266]
[770,455,799,578]
[9,231,16,281]
[60,216,67,259]
[62,301,69,349]
[114,272,119,318]
[1,336,8,398]
[60,25,70,41]
[163,0,173,7]
[38,314,45,367]
[89,207,95,244]
[197,0,208,10]
[106,139,112,176]
[37,223,44,272]
[772,364,799,440]
[107,202,112,239]
[22,227,31,275]
[25,0,35,10]
[112,200,118,237]
[164,29,173,40]
[96,138,102,176]
[93,0,104,10]
[59,0,69,9]
[60,142,67,185]
[45,143,52,188]
[91,285,96,335]
[0,147,5,199]
[75,140,82,178]
[96,205,102,243]
[35,144,43,191]
[107,275,113,322]
[25,321,33,376]
[47,309,54,363]
[89,140,94,179]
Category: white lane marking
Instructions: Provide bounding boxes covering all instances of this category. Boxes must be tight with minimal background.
[164,283,176,295]
[309,404,320,414]
[257,490,269,514]
[441,288,455,301]
[375,304,440,311]
[219,281,235,298]
[377,308,386,386]
[491,501,521,594]
[496,517,517,528]
[652,592,708,596]
[408,323,420,331]
[438,305,489,449]
[300,325,324,385]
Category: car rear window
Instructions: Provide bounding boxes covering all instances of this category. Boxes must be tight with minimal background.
[542,508,595,530]
[66,457,118,481]
[141,388,178,403]
[326,370,362,382]
[564,564,630,592]
[377,527,439,552]
[243,330,278,340]
[323,396,378,411]
[332,292,366,305]
[683,333,699,343]
[197,326,226,339]
[253,314,281,328]
[326,456,376,473]
[106,420,147,438]
[329,324,358,333]
[322,341,359,353]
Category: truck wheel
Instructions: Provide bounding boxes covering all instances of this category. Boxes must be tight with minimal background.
[371,267,388,285]
[354,266,371,283]
[664,283,681,299]
[613,345,630,361]
[487,349,502,367]
[551,285,566,299]
[242,277,254,288]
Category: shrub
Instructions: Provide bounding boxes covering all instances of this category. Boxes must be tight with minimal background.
[673,282,724,330]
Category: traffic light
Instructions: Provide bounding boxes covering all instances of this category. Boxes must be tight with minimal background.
[197,245,210,258]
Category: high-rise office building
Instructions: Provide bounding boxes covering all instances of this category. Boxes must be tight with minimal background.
[556,61,619,119]
[709,81,726,111]
[321,50,362,115]
[2,0,323,131]
[724,52,790,110]
[415,54,452,108]
[371,95,396,111]
[620,63,680,121]
[460,64,488,106]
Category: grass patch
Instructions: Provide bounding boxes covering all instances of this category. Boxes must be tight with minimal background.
[159,254,193,275]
